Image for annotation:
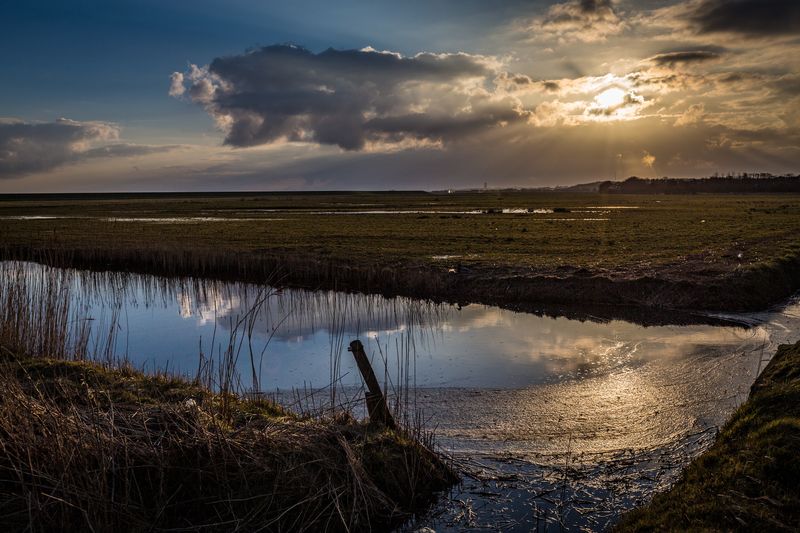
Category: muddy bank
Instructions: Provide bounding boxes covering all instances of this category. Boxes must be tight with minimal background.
[615,339,800,531]
[2,244,799,325]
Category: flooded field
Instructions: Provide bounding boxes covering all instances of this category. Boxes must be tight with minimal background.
[0,207,616,220]
[2,260,798,530]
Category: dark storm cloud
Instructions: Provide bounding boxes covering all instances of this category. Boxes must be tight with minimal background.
[0,118,179,178]
[210,45,492,87]
[649,49,723,66]
[690,0,800,36]
[532,0,624,42]
[552,0,614,22]
[364,105,523,141]
[579,0,613,12]
[173,45,529,150]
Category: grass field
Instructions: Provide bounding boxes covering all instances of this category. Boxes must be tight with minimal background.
[2,191,800,312]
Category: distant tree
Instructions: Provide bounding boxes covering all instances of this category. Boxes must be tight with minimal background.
[600,174,800,194]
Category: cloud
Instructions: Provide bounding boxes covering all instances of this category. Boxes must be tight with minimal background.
[168,72,185,97]
[0,118,181,178]
[496,72,561,93]
[648,49,723,66]
[769,73,800,98]
[689,0,800,37]
[170,117,799,191]
[674,103,706,126]
[81,143,183,158]
[584,88,648,119]
[530,0,626,42]
[172,44,530,151]
[641,150,656,168]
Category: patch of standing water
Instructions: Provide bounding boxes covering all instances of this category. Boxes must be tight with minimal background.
[0,215,72,220]
[2,260,798,531]
[0,216,286,223]
[222,209,488,215]
[0,209,617,222]
[539,218,610,222]
[584,206,640,209]
[102,217,285,223]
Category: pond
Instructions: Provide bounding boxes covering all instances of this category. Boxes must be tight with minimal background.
[3,260,798,531]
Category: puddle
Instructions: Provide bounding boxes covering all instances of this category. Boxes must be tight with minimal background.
[539,218,610,221]
[103,217,285,223]
[0,216,286,223]
[220,209,487,215]
[0,215,71,220]
[584,206,640,209]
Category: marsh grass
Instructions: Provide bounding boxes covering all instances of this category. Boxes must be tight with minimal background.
[0,260,457,531]
[1,192,799,271]
[0,261,96,360]
[0,356,456,531]
[2,191,800,313]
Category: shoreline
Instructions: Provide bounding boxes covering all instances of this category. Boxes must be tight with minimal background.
[615,339,800,531]
[3,244,799,326]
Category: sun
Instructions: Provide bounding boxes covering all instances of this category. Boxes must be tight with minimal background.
[595,87,626,109]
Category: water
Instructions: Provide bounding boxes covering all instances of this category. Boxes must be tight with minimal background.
[3,260,799,531]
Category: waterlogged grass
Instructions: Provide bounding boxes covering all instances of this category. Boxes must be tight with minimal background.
[0,352,457,531]
[1,191,799,274]
[616,340,800,531]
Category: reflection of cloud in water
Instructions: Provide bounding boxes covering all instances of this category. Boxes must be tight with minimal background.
[180,286,446,343]
[8,260,800,532]
[178,287,242,326]
[429,304,760,386]
[171,283,765,390]
[10,258,767,395]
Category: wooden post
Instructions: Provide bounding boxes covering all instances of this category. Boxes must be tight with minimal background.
[348,340,396,429]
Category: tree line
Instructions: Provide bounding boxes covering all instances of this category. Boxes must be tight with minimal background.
[598,174,800,194]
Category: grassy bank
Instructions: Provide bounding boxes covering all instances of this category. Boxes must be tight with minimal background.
[0,352,457,531]
[0,258,457,531]
[2,192,800,313]
[616,339,800,531]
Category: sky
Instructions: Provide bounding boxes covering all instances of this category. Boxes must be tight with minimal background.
[1,0,799,192]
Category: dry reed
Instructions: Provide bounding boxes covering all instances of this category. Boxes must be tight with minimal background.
[0,259,457,531]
